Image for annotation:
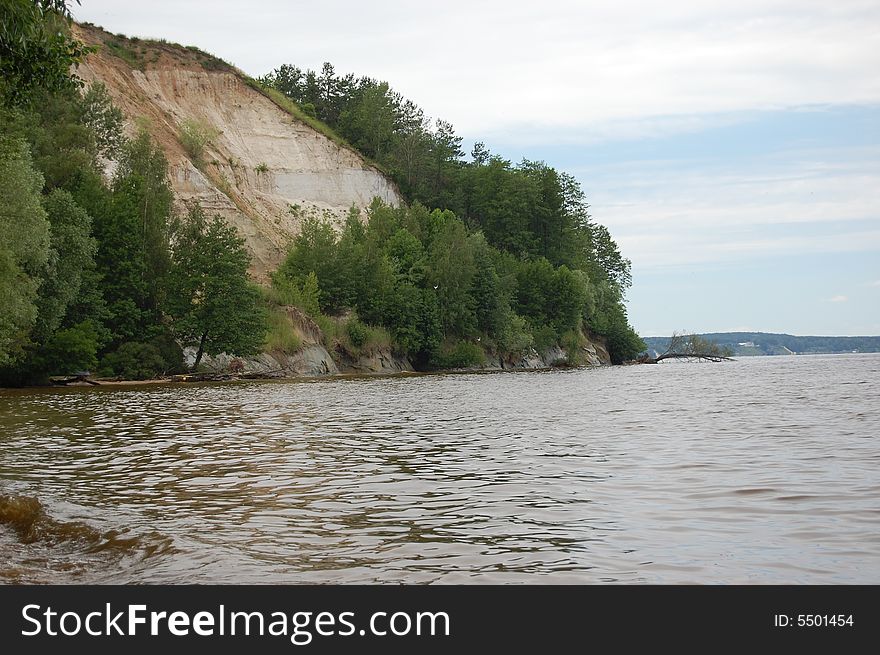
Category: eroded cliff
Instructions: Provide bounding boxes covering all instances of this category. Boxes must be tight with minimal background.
[72,24,400,280]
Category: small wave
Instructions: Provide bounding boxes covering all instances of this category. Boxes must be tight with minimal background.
[0,494,174,582]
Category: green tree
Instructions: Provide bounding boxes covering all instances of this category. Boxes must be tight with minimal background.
[426,213,476,337]
[0,0,88,106]
[166,206,266,369]
[30,189,97,343]
[0,137,50,365]
[92,128,173,342]
[276,215,347,312]
[339,81,395,160]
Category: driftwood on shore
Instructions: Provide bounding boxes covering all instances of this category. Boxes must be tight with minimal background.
[169,369,284,383]
[50,372,100,386]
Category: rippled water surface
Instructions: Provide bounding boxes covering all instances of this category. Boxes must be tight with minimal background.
[1,354,879,583]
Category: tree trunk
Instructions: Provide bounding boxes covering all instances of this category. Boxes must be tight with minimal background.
[193,331,208,370]
[654,352,732,363]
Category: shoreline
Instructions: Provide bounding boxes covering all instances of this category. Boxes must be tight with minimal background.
[2,361,609,392]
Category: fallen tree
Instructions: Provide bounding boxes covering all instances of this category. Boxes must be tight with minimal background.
[641,332,734,363]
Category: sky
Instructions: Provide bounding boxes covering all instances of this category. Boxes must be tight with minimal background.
[72,0,880,336]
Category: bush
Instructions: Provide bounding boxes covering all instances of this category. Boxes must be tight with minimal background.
[269,272,321,317]
[532,325,558,353]
[430,341,485,369]
[312,313,338,349]
[39,321,100,374]
[346,317,370,349]
[338,316,391,356]
[496,311,533,354]
[178,120,221,163]
[149,331,185,374]
[559,329,585,366]
[98,341,167,380]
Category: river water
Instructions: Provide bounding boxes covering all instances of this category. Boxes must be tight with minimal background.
[1,353,878,584]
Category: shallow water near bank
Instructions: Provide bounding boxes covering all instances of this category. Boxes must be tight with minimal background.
[1,353,878,583]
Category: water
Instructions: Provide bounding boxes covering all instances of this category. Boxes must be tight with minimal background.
[1,354,878,584]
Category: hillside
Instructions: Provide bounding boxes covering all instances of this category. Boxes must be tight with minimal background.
[71,23,401,280]
[642,333,880,356]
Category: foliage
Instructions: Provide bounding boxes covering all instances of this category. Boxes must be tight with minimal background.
[98,340,168,380]
[560,329,585,366]
[89,128,173,344]
[0,137,50,365]
[532,325,558,353]
[662,332,731,360]
[81,82,125,159]
[0,0,89,106]
[260,60,642,364]
[31,190,97,343]
[166,205,267,369]
[264,306,302,354]
[178,119,220,163]
[268,271,321,317]
[345,317,370,349]
[430,341,485,369]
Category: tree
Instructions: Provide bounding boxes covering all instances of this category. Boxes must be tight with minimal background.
[166,206,266,369]
[31,189,97,343]
[92,128,173,342]
[652,332,733,363]
[426,214,476,337]
[275,215,347,313]
[339,81,395,160]
[0,0,88,106]
[0,137,50,365]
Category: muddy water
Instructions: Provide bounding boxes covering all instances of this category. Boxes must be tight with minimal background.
[1,354,878,583]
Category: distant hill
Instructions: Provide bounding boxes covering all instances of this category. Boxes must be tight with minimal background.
[641,332,880,356]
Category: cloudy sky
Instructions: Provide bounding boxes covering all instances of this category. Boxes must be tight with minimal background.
[73,0,880,336]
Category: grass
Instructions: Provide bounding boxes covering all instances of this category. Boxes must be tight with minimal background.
[264,306,302,354]
[178,119,220,163]
[102,38,144,71]
[337,316,392,357]
[312,313,338,350]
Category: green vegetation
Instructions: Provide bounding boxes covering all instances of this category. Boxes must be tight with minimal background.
[273,198,642,367]
[0,0,89,105]
[0,6,267,385]
[264,306,302,354]
[0,10,644,385]
[179,119,221,163]
[166,205,266,369]
[261,61,644,363]
[102,38,144,70]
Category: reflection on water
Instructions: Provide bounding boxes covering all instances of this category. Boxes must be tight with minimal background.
[1,354,879,583]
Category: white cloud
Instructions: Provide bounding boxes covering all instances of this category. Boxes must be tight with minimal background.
[578,147,880,268]
[869,280,880,287]
[73,0,880,138]
[827,295,849,302]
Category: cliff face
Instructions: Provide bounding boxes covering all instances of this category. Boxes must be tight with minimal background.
[72,24,400,280]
